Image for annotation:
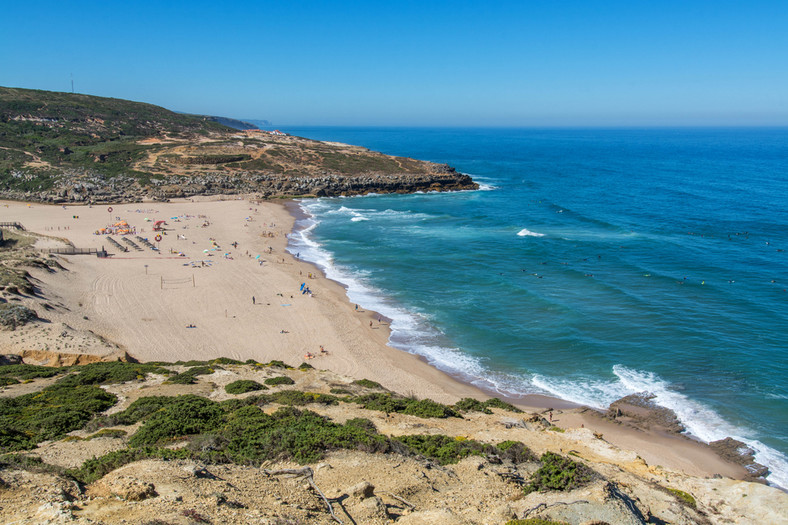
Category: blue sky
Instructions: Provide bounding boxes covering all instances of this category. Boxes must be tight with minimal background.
[2,1,787,126]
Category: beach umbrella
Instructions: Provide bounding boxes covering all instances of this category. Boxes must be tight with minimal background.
[255,255,260,259]
[203,249,209,253]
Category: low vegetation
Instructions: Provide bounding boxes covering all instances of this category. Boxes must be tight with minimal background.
[263,376,295,386]
[166,365,217,385]
[352,378,383,389]
[56,361,171,387]
[395,434,534,465]
[0,363,64,382]
[0,358,593,500]
[524,452,594,494]
[453,397,523,414]
[225,380,267,395]
[351,392,461,418]
[0,383,117,451]
[667,487,697,508]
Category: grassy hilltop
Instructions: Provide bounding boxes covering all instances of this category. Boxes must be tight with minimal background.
[0,87,476,201]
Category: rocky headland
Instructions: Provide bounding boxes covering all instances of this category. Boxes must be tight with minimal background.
[0,86,478,203]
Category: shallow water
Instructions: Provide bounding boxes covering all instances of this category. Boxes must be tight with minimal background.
[283,126,788,488]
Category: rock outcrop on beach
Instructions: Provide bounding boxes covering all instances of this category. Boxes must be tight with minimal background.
[0,86,478,203]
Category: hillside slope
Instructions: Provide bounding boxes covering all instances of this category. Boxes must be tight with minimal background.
[0,87,477,202]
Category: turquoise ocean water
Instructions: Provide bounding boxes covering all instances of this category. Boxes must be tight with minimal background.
[282,127,788,488]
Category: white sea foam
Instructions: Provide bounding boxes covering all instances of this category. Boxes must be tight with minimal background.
[517,228,545,237]
[291,199,788,490]
[533,365,788,489]
[611,365,788,489]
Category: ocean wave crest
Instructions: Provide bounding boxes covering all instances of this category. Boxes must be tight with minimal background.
[517,228,545,237]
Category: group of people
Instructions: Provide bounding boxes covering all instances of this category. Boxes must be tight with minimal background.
[304,345,329,360]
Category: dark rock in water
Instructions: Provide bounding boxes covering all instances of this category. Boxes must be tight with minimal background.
[709,437,770,481]
[608,392,686,434]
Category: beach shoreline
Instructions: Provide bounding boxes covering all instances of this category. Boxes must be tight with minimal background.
[0,196,755,483]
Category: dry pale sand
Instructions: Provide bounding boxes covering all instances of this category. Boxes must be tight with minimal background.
[0,197,747,481]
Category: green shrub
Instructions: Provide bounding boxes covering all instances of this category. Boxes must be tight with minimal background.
[0,377,20,386]
[264,376,295,386]
[524,452,594,494]
[352,378,383,389]
[268,390,339,406]
[667,487,697,508]
[497,440,536,463]
[265,360,291,369]
[453,398,492,414]
[219,395,267,412]
[166,366,216,385]
[86,395,185,431]
[174,360,209,367]
[453,397,523,414]
[482,397,523,413]
[0,428,36,452]
[330,388,352,395]
[0,384,117,451]
[398,435,533,465]
[225,380,267,395]
[0,364,65,381]
[351,393,460,418]
[222,406,389,465]
[0,453,64,476]
[129,395,224,447]
[56,361,171,387]
[396,434,499,465]
[210,357,243,365]
[297,362,314,370]
[265,359,293,369]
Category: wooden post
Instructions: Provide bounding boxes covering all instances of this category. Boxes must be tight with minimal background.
[192,274,195,287]
[160,276,162,289]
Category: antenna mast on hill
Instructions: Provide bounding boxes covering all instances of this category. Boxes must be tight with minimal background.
[70,73,74,93]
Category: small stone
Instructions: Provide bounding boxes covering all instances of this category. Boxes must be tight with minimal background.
[347,481,375,500]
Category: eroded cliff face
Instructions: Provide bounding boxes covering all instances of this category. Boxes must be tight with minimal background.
[7,166,478,204]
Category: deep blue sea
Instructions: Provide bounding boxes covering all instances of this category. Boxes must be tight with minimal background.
[282,127,788,488]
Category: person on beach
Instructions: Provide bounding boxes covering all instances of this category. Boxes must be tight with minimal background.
[252,296,255,305]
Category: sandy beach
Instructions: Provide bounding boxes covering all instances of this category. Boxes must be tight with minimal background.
[0,197,751,481]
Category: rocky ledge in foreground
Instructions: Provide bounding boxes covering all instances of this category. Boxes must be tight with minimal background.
[1,357,786,524]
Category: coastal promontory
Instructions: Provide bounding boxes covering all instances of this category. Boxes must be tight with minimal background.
[0,87,477,203]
